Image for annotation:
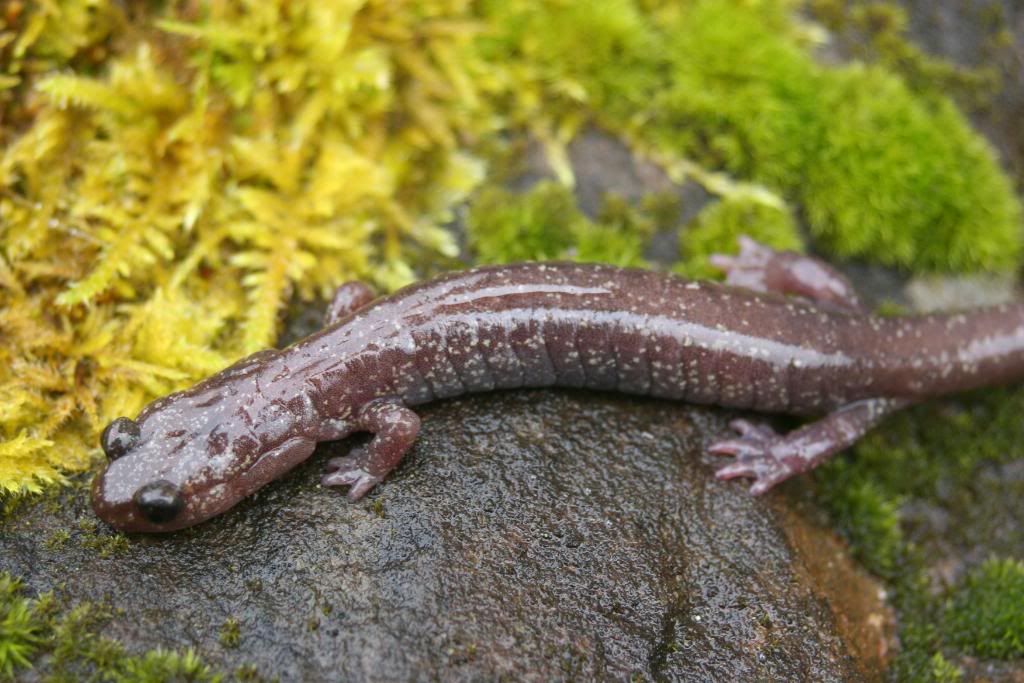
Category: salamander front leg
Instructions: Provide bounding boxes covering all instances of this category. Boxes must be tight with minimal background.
[709,398,910,494]
[322,399,421,501]
[710,236,864,313]
[324,281,376,326]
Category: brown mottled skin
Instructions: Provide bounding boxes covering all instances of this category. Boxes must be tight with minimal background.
[92,238,1024,532]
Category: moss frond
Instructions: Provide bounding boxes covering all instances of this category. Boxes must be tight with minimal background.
[0,434,60,495]
[0,574,47,679]
[37,74,138,116]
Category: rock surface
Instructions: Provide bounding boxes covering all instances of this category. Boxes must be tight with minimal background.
[20,4,1024,674]
[1,390,889,681]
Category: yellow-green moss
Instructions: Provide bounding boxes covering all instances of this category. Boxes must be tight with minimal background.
[0,0,487,493]
[927,652,963,683]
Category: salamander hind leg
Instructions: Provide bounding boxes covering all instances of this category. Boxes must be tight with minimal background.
[709,398,910,494]
[322,398,420,501]
[324,281,376,326]
[710,235,864,313]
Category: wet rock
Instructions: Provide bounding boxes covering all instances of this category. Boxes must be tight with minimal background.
[1,391,885,681]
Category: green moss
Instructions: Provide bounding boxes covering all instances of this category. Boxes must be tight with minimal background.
[44,529,71,551]
[114,648,220,682]
[816,387,1024,674]
[821,387,1024,511]
[476,0,661,130]
[218,618,241,649]
[0,574,47,679]
[466,182,651,267]
[804,65,1020,271]
[539,0,1023,273]
[81,531,130,558]
[0,571,227,681]
[945,557,1024,659]
[74,517,129,557]
[927,652,962,682]
[646,1,825,191]
[675,196,803,279]
[816,468,905,579]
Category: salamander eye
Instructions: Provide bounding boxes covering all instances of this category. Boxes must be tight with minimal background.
[101,417,140,460]
[133,480,184,524]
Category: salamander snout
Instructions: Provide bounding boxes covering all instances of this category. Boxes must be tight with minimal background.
[133,480,185,524]
[93,416,192,531]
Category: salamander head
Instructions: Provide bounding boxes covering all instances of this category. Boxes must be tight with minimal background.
[91,357,318,532]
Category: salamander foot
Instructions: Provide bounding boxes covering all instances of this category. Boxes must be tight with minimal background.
[709,399,910,495]
[322,448,384,501]
[710,235,864,313]
[709,236,777,292]
[708,419,796,495]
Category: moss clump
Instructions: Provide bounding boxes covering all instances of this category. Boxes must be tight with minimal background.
[805,64,1020,271]
[945,557,1024,659]
[0,574,47,679]
[466,182,651,267]
[0,571,227,681]
[77,517,130,558]
[644,1,825,192]
[114,648,219,682]
[816,471,904,579]
[480,0,1022,274]
[0,0,488,493]
[649,1,1020,273]
[219,618,241,649]
[676,196,803,279]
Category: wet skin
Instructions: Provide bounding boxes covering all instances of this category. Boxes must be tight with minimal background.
[92,238,1024,532]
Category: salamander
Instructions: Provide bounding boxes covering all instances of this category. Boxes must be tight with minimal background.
[91,237,1024,532]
